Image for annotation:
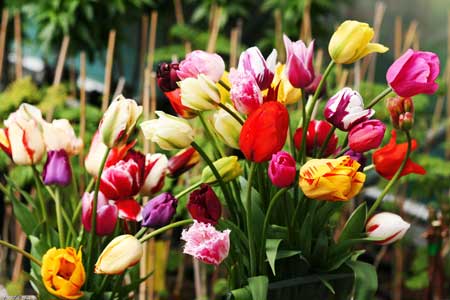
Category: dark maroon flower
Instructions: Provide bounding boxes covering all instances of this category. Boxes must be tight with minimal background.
[187,184,222,225]
[157,62,180,92]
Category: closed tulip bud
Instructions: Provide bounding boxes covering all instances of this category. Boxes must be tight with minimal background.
[229,68,263,114]
[99,95,142,148]
[140,153,168,196]
[142,192,177,228]
[386,49,440,97]
[366,212,410,245]
[179,74,221,111]
[329,20,388,64]
[348,119,386,153]
[157,62,180,92]
[283,35,315,88]
[140,111,194,150]
[268,151,297,188]
[42,150,72,186]
[294,120,338,157]
[177,50,225,82]
[213,105,242,149]
[272,64,302,105]
[81,191,118,236]
[201,156,243,184]
[344,149,366,172]
[167,147,200,177]
[238,47,277,90]
[42,119,83,155]
[188,184,222,225]
[387,97,414,130]
[399,112,414,131]
[95,234,143,274]
[324,87,374,131]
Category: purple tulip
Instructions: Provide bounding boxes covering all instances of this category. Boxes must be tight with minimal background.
[348,119,386,153]
[238,47,277,90]
[142,192,177,228]
[283,35,315,88]
[344,149,367,171]
[268,151,297,188]
[324,87,374,131]
[42,149,72,186]
[81,191,118,236]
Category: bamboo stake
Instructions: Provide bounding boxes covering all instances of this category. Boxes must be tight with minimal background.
[101,30,116,112]
[12,224,26,281]
[113,77,126,98]
[338,69,349,89]
[174,0,192,53]
[14,13,22,80]
[146,236,156,300]
[0,9,9,81]
[274,9,284,62]
[314,49,323,74]
[402,20,418,53]
[300,0,312,43]
[230,27,239,68]
[354,61,361,90]
[139,15,149,91]
[446,11,450,159]
[143,69,151,154]
[147,11,158,71]
[150,72,157,154]
[394,16,402,58]
[206,6,222,53]
[79,52,87,162]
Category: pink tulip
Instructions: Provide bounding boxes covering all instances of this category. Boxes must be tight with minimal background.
[386,49,440,97]
[366,212,410,245]
[283,35,315,88]
[229,68,263,115]
[82,191,118,236]
[140,153,168,196]
[238,47,277,90]
[181,221,230,266]
[177,50,225,82]
[268,151,297,188]
[348,119,386,153]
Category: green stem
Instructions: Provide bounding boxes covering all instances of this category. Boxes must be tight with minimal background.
[71,201,82,224]
[175,181,202,199]
[298,94,308,163]
[218,102,245,125]
[139,219,193,243]
[367,131,412,217]
[54,189,65,247]
[366,87,392,109]
[110,273,125,300]
[246,163,257,276]
[317,126,337,157]
[134,227,147,239]
[219,79,231,91]
[0,181,7,194]
[61,206,77,242]
[290,193,305,229]
[198,113,225,157]
[0,239,42,266]
[31,166,50,242]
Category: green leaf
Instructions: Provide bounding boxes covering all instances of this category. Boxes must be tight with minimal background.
[346,260,378,300]
[275,250,302,261]
[338,202,367,242]
[266,239,282,275]
[298,213,313,257]
[10,189,39,236]
[229,287,252,300]
[248,276,269,300]
[317,275,335,294]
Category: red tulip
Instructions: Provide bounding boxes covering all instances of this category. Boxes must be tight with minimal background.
[167,147,200,177]
[373,130,426,180]
[294,120,338,157]
[187,184,222,225]
[239,102,289,162]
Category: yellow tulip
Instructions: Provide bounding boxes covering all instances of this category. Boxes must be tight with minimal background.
[271,64,302,105]
[299,156,365,201]
[41,247,85,300]
[328,20,388,64]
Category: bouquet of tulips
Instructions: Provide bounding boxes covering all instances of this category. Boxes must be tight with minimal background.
[0,19,440,299]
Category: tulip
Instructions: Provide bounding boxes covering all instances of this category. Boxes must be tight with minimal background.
[271,64,302,105]
[324,87,374,131]
[303,74,327,98]
[140,111,194,150]
[177,50,225,82]
[386,49,440,97]
[268,151,297,188]
[181,221,230,266]
[41,247,85,299]
[115,198,143,222]
[229,68,263,114]
[213,105,242,149]
[42,119,83,155]
[366,212,410,245]
[0,128,12,157]
[239,101,289,162]
[328,20,388,64]
[294,120,338,157]
[140,153,168,196]
[373,130,426,180]
[164,88,198,119]
[348,119,386,153]
[42,150,72,186]
[95,234,143,274]
[179,74,221,111]
[81,191,118,236]
[201,156,242,184]
[344,149,366,172]
[237,47,277,90]
[167,147,200,177]
[188,184,222,225]
[157,62,180,92]
[283,35,315,88]
[299,156,366,201]
[100,150,146,200]
[99,95,143,148]
[5,103,44,126]
[142,192,177,228]
[387,96,415,130]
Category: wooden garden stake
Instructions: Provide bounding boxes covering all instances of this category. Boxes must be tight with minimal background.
[402,20,418,53]
[446,11,450,159]
[79,52,87,161]
[314,48,323,74]
[150,72,157,154]
[274,9,284,62]
[300,0,312,43]
[139,15,149,92]
[394,16,402,58]
[173,0,192,53]
[14,13,22,80]
[102,29,116,112]
[147,11,158,71]
[230,27,239,68]
[354,61,361,90]
[143,69,151,154]
[206,5,222,53]
[0,9,9,81]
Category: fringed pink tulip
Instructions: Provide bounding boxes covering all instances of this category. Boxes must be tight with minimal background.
[348,119,386,153]
[238,47,277,90]
[229,68,263,115]
[283,35,315,88]
[177,50,225,82]
[366,212,410,245]
[268,151,296,188]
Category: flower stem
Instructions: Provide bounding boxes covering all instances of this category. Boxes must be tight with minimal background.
[218,102,245,125]
[246,162,257,276]
[175,181,202,199]
[366,87,392,109]
[317,126,337,157]
[139,219,193,243]
[0,239,42,266]
[54,189,65,247]
[31,166,50,243]
[198,113,225,157]
[219,79,231,91]
[367,130,412,217]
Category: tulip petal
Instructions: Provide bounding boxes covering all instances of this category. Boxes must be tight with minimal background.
[115,199,142,222]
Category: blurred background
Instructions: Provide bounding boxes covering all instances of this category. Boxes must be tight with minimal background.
[0,0,449,299]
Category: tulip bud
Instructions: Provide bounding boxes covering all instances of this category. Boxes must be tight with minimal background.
[229,68,263,115]
[387,97,414,130]
[366,212,410,245]
[157,62,180,92]
[399,112,414,131]
[294,120,338,157]
[268,151,297,188]
[142,192,177,228]
[328,20,388,64]
[283,35,315,88]
[179,74,221,111]
[42,119,83,156]
[188,184,222,225]
[99,95,143,148]
[81,191,118,236]
[238,47,277,90]
[42,150,72,186]
[167,147,200,177]
[140,111,194,150]
[324,87,374,131]
[140,153,168,196]
[95,235,143,274]
[213,105,242,149]
[348,119,386,153]
[201,156,243,184]
[344,149,366,172]
[177,50,225,82]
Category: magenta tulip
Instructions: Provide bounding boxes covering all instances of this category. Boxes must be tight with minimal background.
[82,191,118,236]
[283,35,315,88]
[268,151,297,188]
[348,119,386,153]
